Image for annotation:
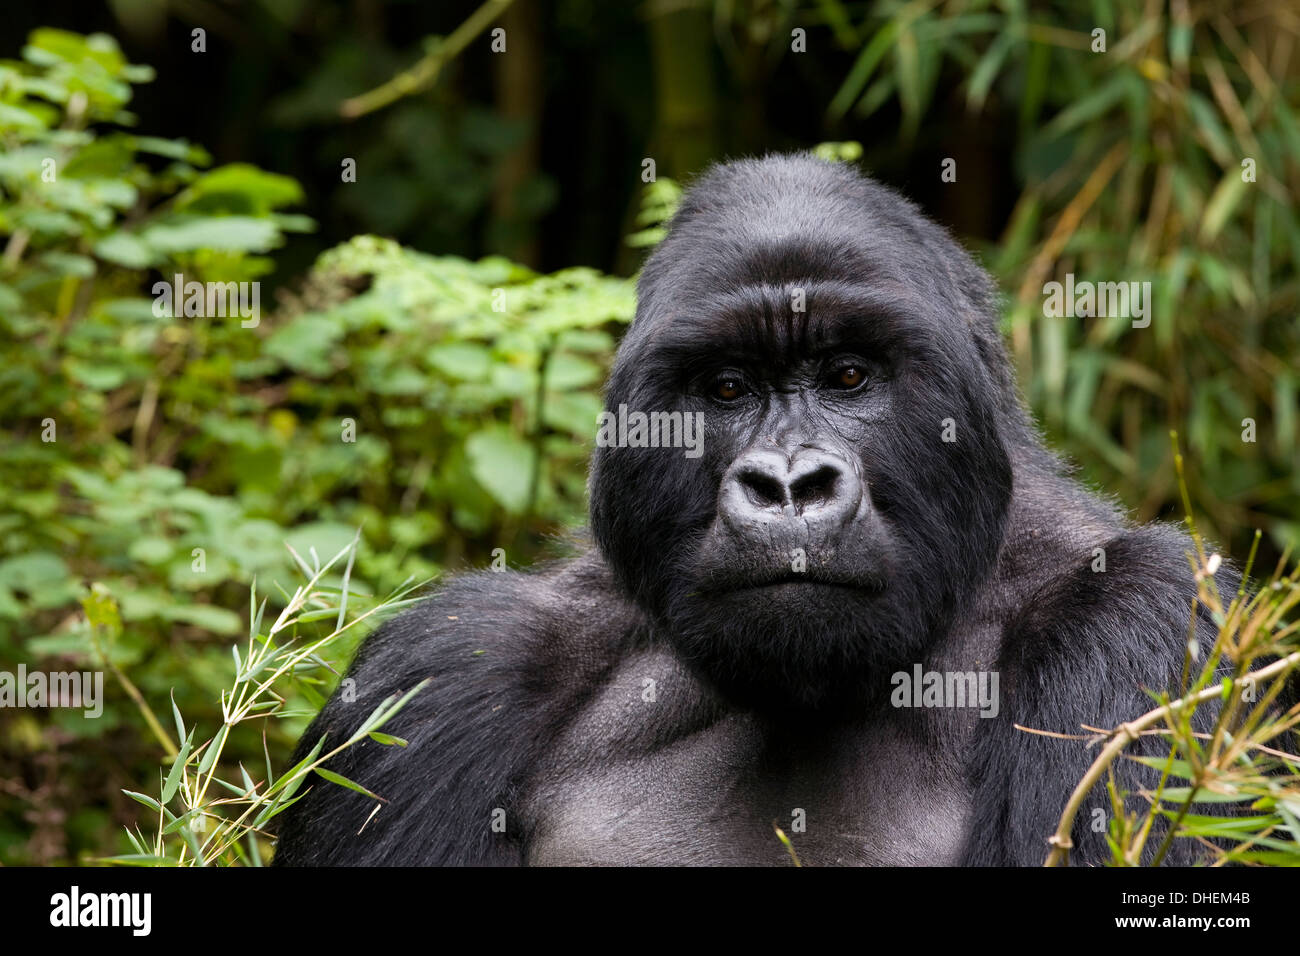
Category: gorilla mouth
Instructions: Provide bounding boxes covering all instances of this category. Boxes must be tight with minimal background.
[704,569,883,596]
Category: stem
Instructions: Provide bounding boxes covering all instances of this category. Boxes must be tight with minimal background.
[88,625,177,758]
[1043,649,1300,867]
[339,0,516,118]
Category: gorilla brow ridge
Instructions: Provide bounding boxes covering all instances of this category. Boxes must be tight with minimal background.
[640,280,937,370]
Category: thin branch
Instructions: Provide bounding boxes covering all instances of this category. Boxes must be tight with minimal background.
[1043,649,1300,867]
[339,0,516,118]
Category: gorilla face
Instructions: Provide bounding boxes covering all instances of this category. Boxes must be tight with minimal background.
[590,156,1014,711]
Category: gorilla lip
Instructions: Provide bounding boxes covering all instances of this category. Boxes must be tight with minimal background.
[708,570,879,595]
[731,579,872,601]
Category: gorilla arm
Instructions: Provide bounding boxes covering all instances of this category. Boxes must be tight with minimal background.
[960,524,1235,866]
[271,556,625,866]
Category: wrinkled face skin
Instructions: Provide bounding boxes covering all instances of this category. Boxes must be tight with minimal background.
[591,157,1014,713]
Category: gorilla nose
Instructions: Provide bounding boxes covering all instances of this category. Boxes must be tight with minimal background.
[720,449,862,536]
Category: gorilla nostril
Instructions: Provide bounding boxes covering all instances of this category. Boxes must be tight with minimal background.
[737,468,787,510]
[789,465,839,509]
[722,451,860,527]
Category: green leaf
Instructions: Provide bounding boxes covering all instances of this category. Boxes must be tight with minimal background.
[160,604,242,634]
[1175,813,1278,834]
[141,216,281,253]
[181,163,304,212]
[465,427,537,514]
[270,735,326,800]
[169,691,185,749]
[94,232,157,268]
[0,283,21,313]
[357,679,432,741]
[132,135,210,163]
[349,679,431,743]
[162,728,194,804]
[128,536,174,564]
[828,18,901,120]
[1129,756,1195,779]
[427,342,492,381]
[543,391,602,437]
[0,552,70,591]
[1185,92,1235,166]
[162,810,206,835]
[251,792,308,830]
[41,252,96,278]
[1042,75,1129,137]
[65,358,127,391]
[196,725,228,775]
[967,29,1017,111]
[557,329,613,353]
[79,584,123,637]
[101,854,182,866]
[122,790,162,813]
[1225,850,1300,865]
[1156,787,1255,804]
[0,102,46,130]
[264,314,344,374]
[544,353,602,390]
[895,28,921,132]
[1200,172,1248,243]
[314,768,380,800]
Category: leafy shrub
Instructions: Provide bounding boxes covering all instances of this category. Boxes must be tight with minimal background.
[0,29,633,864]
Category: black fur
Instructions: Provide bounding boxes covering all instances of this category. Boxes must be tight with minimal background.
[273,154,1231,866]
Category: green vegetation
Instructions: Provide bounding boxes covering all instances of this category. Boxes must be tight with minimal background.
[820,3,1300,559]
[1,4,1297,866]
[1047,447,1300,866]
[0,29,635,864]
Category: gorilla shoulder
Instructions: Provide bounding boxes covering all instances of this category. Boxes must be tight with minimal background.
[960,522,1232,866]
[1005,521,1226,682]
[271,554,638,866]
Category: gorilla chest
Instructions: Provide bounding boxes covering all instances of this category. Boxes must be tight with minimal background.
[520,653,973,866]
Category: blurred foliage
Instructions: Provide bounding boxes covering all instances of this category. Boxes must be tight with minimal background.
[0,29,632,864]
[823,0,1300,558]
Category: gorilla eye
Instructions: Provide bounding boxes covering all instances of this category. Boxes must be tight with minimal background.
[712,375,746,402]
[833,365,866,390]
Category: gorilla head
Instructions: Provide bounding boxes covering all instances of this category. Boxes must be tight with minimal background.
[590,155,1017,711]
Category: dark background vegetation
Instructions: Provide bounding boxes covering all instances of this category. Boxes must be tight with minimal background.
[1,1,1296,864]
[6,0,1019,276]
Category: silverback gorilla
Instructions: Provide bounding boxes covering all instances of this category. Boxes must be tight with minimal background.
[273,154,1228,866]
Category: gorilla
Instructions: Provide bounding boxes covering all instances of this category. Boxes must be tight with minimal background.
[273,153,1229,866]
